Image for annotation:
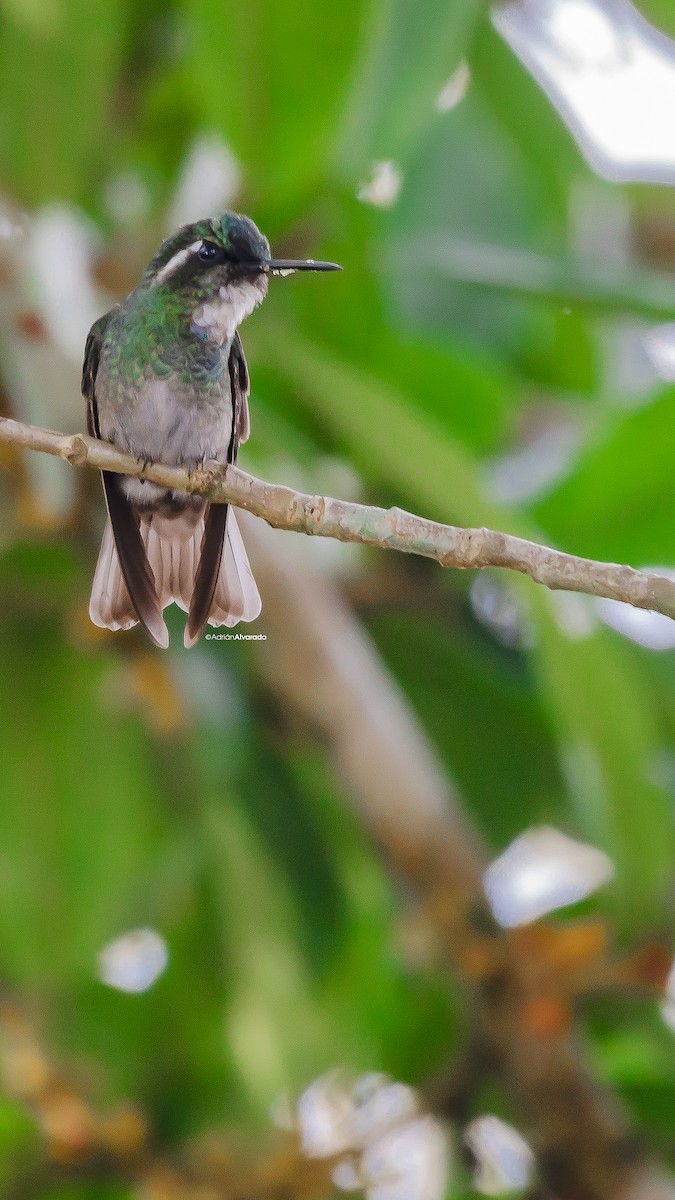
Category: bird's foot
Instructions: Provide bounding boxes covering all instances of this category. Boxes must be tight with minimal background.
[187,457,221,494]
[186,461,203,492]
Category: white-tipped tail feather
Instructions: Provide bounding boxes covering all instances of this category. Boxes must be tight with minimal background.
[89,508,261,646]
[89,518,140,634]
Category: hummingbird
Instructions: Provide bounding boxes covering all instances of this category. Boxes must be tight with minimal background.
[82,212,340,649]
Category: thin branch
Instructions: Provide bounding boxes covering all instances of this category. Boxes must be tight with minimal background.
[1,414,674,621]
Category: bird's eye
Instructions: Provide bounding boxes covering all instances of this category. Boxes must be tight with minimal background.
[198,241,226,263]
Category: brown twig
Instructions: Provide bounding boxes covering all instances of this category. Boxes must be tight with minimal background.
[1,415,675,621]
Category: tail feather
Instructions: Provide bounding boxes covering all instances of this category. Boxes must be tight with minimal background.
[184,508,262,648]
[212,508,262,626]
[185,502,229,648]
[101,470,169,648]
[89,505,261,646]
[141,508,202,613]
[89,520,138,632]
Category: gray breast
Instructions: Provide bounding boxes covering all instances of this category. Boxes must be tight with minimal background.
[99,376,233,464]
[97,374,233,511]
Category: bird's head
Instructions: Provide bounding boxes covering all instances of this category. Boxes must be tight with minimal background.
[143,212,340,341]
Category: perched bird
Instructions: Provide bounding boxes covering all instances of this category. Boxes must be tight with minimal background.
[82,212,340,648]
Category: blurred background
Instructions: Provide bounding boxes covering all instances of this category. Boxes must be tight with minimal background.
[0,0,674,1196]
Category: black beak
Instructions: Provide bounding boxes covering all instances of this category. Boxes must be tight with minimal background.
[265,258,342,274]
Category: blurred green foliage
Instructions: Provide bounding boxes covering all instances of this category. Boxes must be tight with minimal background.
[0,0,674,1193]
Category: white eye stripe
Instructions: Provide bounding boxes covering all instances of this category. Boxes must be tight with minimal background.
[150,240,203,286]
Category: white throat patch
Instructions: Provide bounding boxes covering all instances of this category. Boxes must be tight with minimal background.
[191,282,262,345]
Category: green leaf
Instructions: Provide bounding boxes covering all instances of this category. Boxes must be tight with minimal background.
[0,620,163,982]
[256,317,504,527]
[471,18,583,215]
[336,0,483,177]
[530,591,673,930]
[0,0,127,205]
[531,389,675,565]
[283,196,516,454]
[182,0,366,207]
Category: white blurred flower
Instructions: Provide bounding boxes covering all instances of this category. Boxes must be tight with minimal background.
[484,826,615,927]
[0,204,102,518]
[643,323,675,381]
[436,61,471,111]
[465,1115,535,1195]
[361,1116,450,1200]
[357,161,402,208]
[166,134,241,231]
[296,1072,450,1200]
[27,205,100,364]
[351,1076,420,1144]
[98,928,169,994]
[298,1072,418,1157]
[297,1071,363,1157]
